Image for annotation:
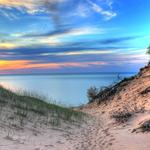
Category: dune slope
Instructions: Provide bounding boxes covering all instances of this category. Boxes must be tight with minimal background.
[75,65,150,150]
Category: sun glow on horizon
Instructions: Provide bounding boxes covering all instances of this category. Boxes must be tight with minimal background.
[0,60,107,74]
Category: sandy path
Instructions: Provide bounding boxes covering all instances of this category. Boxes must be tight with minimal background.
[70,108,150,150]
[111,112,150,150]
[0,109,150,150]
[67,108,116,150]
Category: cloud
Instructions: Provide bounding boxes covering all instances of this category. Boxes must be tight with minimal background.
[86,0,117,20]
[75,4,90,17]
[0,46,148,74]
[0,8,19,20]
[0,26,106,51]
[0,34,139,60]
[0,0,69,27]
[0,60,107,72]
[0,0,117,45]
[0,42,17,49]
[0,0,117,19]
[42,50,114,56]
[0,0,67,14]
[23,26,105,38]
[99,36,139,44]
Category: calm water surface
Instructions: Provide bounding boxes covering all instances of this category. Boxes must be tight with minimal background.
[0,73,135,106]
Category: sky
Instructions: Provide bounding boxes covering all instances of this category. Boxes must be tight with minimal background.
[0,0,150,74]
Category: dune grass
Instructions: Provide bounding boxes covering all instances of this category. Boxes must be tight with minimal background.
[0,86,86,127]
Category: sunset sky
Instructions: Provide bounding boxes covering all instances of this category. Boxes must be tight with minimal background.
[0,0,150,74]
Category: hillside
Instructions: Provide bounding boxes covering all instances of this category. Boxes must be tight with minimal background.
[76,65,150,150]
[0,87,85,150]
[91,65,150,113]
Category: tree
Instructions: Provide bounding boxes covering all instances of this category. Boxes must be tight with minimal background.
[146,45,150,55]
[147,45,150,66]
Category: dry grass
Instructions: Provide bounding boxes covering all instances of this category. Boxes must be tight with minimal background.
[0,85,86,128]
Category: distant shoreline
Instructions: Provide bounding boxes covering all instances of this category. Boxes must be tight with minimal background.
[0,72,136,76]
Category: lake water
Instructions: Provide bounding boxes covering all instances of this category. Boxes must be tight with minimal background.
[0,73,135,106]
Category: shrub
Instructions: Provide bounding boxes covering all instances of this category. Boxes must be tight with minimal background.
[87,75,135,104]
[87,86,117,104]
[96,86,117,104]
[87,87,98,103]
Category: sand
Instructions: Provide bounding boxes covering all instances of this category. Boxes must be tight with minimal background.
[0,66,150,150]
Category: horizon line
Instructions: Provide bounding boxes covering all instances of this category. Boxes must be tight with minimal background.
[0,72,137,76]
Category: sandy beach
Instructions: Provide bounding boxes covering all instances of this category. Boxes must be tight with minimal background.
[0,66,150,150]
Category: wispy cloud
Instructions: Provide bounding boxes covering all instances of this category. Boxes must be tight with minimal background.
[86,0,117,20]
[42,50,114,56]
[0,0,117,47]
[0,26,107,50]
[0,0,69,25]
[0,0,117,24]
[75,4,90,17]
[0,8,19,20]
[23,26,105,38]
[0,0,66,14]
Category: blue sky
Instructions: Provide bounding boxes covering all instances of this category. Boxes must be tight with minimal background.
[0,0,150,74]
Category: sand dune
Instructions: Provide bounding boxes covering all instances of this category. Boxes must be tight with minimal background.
[0,66,150,150]
[75,65,150,150]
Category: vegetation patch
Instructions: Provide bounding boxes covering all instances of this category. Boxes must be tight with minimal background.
[111,111,132,123]
[0,85,86,127]
[132,120,150,133]
[87,76,135,104]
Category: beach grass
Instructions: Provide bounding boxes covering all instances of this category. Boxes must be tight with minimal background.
[0,85,86,127]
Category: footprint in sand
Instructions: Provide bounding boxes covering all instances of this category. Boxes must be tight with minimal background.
[34,148,40,150]
[45,144,54,147]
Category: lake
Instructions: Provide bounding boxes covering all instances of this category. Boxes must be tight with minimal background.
[0,73,135,106]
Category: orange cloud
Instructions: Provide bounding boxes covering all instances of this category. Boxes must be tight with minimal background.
[0,60,107,72]
[0,60,31,70]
